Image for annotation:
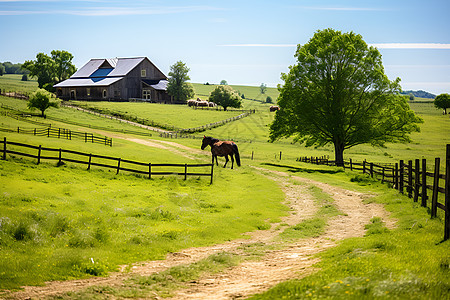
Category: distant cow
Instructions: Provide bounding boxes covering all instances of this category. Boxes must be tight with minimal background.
[270,105,280,112]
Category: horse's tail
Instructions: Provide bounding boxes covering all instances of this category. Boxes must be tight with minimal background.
[232,143,241,167]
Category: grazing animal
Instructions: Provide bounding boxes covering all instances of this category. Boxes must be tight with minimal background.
[270,105,280,112]
[201,136,241,169]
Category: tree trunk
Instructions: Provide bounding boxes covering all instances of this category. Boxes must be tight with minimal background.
[334,142,345,167]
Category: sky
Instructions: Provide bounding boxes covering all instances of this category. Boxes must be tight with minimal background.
[0,0,449,95]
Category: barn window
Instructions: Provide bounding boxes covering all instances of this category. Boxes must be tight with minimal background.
[103,89,107,98]
[143,90,151,100]
[70,90,76,99]
[141,69,146,77]
[87,88,90,96]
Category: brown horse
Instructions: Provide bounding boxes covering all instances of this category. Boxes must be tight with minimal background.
[201,136,241,169]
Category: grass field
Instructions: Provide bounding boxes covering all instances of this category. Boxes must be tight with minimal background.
[0,74,449,298]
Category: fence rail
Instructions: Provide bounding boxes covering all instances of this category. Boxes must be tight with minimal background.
[0,123,112,146]
[298,145,450,240]
[1,138,214,183]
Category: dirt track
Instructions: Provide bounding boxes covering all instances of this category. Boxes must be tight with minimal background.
[7,140,394,300]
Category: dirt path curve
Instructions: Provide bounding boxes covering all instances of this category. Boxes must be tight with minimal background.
[8,164,394,300]
[169,167,395,300]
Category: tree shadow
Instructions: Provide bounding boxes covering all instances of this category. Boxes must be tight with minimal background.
[261,163,343,175]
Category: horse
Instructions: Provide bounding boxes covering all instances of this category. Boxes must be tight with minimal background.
[269,105,280,112]
[201,136,241,169]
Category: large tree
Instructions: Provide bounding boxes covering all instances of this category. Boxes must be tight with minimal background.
[270,29,423,166]
[22,50,76,92]
[209,85,242,111]
[434,93,450,114]
[166,61,195,103]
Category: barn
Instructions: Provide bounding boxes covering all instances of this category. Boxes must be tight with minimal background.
[54,57,172,103]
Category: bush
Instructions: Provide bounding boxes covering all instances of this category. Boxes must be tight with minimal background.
[266,96,273,103]
[21,74,28,81]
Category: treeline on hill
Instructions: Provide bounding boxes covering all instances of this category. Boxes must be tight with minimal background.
[401,90,436,99]
[0,62,29,76]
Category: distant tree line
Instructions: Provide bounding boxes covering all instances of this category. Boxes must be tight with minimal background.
[400,90,436,99]
[0,62,29,76]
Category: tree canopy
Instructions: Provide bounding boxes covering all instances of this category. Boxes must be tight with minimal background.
[270,28,423,166]
[27,89,59,117]
[22,50,76,92]
[434,93,450,114]
[209,85,242,111]
[166,61,195,103]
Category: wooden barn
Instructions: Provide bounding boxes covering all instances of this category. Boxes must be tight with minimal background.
[54,57,172,102]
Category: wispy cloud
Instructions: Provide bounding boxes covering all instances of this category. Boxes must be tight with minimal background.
[370,43,450,49]
[296,6,386,11]
[0,5,222,16]
[220,43,450,50]
[220,44,296,47]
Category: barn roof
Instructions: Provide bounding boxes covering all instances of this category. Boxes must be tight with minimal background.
[142,79,168,91]
[71,57,145,78]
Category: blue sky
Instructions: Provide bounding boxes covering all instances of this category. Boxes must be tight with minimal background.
[1,0,449,94]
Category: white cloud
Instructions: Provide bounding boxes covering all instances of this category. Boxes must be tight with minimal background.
[370,43,450,49]
[0,5,222,16]
[220,44,296,47]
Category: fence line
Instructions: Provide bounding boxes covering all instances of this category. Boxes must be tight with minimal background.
[0,137,214,183]
[298,145,450,240]
[0,123,112,146]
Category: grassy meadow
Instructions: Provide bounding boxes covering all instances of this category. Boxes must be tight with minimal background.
[0,75,449,298]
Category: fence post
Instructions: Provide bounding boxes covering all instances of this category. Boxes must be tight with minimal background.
[58,149,62,165]
[399,160,404,194]
[363,160,366,174]
[116,158,121,175]
[34,128,36,136]
[251,151,254,160]
[47,128,50,137]
[184,164,188,180]
[422,159,427,207]
[210,163,214,185]
[58,128,61,139]
[382,167,385,183]
[408,160,413,198]
[85,132,87,143]
[350,158,353,171]
[149,163,152,179]
[280,151,282,160]
[37,145,41,165]
[414,159,420,202]
[2,137,6,160]
[431,157,440,218]
[370,163,374,178]
[87,154,92,170]
[444,144,450,240]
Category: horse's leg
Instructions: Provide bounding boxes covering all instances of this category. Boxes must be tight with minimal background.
[215,155,219,166]
[223,155,229,168]
[230,154,234,169]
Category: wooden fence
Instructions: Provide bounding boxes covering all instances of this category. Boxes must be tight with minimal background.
[1,138,214,184]
[0,124,112,146]
[298,145,450,240]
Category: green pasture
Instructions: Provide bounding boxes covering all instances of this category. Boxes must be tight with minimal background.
[0,74,38,94]
[192,82,280,110]
[69,100,245,130]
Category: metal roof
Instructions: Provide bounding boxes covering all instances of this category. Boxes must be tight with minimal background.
[142,79,168,91]
[54,77,122,87]
[71,57,145,78]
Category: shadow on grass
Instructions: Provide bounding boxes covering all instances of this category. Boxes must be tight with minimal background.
[261,163,344,175]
